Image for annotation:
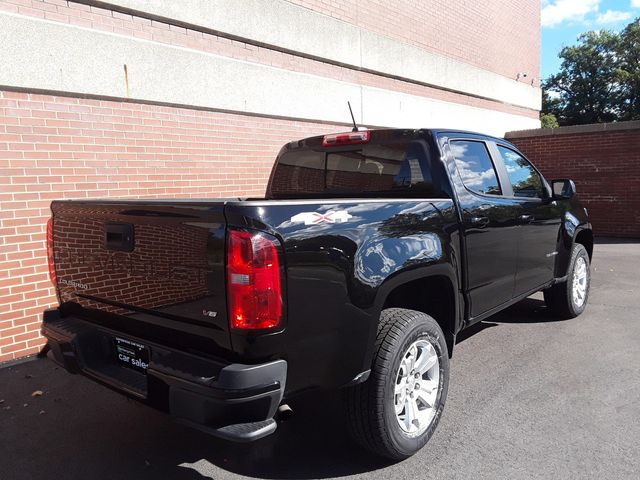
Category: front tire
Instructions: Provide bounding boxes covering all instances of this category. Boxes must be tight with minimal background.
[544,243,591,319]
[345,308,449,460]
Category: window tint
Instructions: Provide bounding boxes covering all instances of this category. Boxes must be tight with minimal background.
[269,149,325,195]
[497,146,544,198]
[450,140,501,195]
[325,142,426,192]
[269,139,443,198]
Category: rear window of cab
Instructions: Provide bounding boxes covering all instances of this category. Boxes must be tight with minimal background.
[267,132,447,199]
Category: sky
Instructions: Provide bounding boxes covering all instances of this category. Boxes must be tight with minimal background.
[542,0,640,79]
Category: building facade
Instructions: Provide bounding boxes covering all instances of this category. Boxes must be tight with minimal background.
[0,0,541,362]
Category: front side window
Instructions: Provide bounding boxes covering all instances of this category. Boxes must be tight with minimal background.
[498,146,544,198]
[450,140,501,195]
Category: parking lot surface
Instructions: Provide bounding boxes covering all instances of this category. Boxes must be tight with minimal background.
[1,241,639,480]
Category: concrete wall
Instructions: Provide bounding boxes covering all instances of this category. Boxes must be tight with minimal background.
[0,0,541,362]
[0,12,538,135]
[288,0,541,82]
[0,0,541,136]
[506,122,640,238]
[89,0,541,110]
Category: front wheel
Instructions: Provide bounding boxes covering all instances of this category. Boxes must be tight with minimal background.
[544,243,591,319]
[345,308,449,460]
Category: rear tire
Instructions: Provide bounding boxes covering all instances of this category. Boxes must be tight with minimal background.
[544,243,590,319]
[345,308,449,460]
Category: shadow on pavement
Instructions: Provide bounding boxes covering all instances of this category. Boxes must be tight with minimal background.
[145,389,394,479]
[457,297,568,345]
[455,320,498,344]
[1,295,562,480]
[0,358,392,480]
[489,297,572,324]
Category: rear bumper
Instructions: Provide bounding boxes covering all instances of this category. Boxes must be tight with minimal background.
[41,309,286,442]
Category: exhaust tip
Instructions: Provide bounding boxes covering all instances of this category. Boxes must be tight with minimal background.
[276,403,293,422]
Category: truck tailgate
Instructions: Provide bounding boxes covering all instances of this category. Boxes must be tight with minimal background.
[50,200,231,352]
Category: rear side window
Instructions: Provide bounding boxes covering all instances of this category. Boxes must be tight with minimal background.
[497,146,544,198]
[450,140,502,196]
[268,137,443,198]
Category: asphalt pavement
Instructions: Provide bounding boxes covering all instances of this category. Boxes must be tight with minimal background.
[1,240,639,480]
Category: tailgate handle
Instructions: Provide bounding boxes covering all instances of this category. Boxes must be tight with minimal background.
[105,223,135,252]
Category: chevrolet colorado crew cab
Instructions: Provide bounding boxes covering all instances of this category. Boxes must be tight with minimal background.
[42,128,593,459]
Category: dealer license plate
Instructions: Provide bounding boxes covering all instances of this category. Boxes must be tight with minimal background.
[114,337,150,373]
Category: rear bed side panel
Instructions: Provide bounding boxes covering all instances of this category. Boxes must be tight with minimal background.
[225,198,461,395]
[51,200,233,358]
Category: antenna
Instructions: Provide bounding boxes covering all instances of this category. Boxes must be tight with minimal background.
[347,101,358,132]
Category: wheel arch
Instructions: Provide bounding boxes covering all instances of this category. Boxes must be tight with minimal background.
[373,264,460,359]
[574,228,594,260]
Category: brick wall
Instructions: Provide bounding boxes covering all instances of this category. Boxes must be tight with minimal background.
[506,123,640,238]
[290,0,541,80]
[0,0,541,361]
[0,90,340,362]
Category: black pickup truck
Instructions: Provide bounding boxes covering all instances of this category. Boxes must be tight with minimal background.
[42,128,592,459]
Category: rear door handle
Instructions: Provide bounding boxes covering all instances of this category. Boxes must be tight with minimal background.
[469,216,490,228]
[518,214,534,224]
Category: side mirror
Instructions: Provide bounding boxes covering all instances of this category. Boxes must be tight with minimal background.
[551,179,576,200]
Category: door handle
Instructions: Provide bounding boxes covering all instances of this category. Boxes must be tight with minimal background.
[518,214,534,224]
[469,216,490,228]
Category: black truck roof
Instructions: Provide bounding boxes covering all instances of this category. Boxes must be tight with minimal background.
[292,128,511,148]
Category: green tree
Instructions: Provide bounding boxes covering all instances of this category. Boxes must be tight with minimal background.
[542,18,640,126]
[544,30,623,126]
[542,88,562,119]
[619,19,640,120]
[540,112,559,128]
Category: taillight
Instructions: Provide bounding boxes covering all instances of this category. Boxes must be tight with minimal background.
[46,218,57,287]
[322,130,370,147]
[227,229,283,330]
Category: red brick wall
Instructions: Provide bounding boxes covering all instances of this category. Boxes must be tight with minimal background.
[508,127,640,238]
[0,90,341,362]
[289,0,541,80]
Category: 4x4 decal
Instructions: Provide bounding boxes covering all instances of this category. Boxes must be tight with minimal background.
[290,210,353,225]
